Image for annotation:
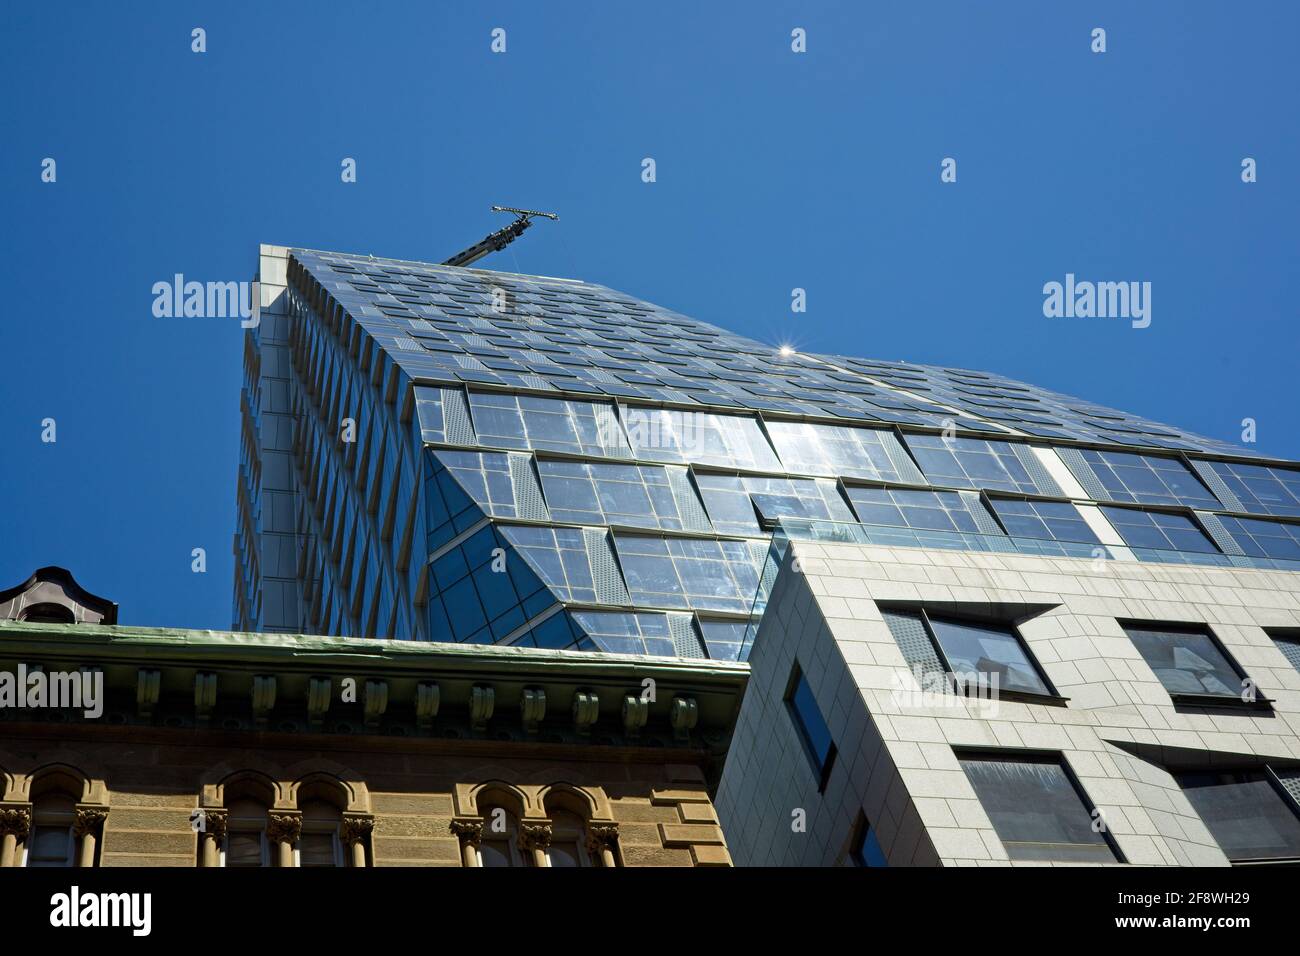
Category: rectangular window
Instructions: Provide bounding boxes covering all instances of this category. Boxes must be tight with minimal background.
[1075,449,1221,509]
[613,534,760,614]
[959,754,1118,863]
[763,419,910,482]
[845,486,983,534]
[1177,770,1300,863]
[1198,460,1300,517]
[621,407,781,471]
[1216,515,1300,563]
[1122,624,1256,704]
[785,664,836,791]
[988,498,1100,545]
[1100,506,1228,564]
[903,434,1049,495]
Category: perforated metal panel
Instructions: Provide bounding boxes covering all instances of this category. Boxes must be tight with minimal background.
[881,432,926,484]
[592,404,630,455]
[667,466,713,532]
[1012,444,1063,496]
[960,491,1006,536]
[509,453,550,521]
[1275,768,1300,809]
[1055,446,1109,501]
[1194,511,1246,556]
[667,612,707,658]
[881,609,949,692]
[1272,636,1300,673]
[583,528,631,604]
[1189,460,1244,512]
[441,388,476,446]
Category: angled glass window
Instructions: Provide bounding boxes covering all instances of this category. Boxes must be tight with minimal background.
[696,473,853,535]
[851,815,888,867]
[496,525,598,604]
[959,755,1117,863]
[988,498,1100,545]
[568,610,676,657]
[926,615,1054,698]
[424,451,492,553]
[436,450,517,518]
[763,419,908,481]
[903,435,1045,494]
[621,406,781,470]
[1100,507,1227,562]
[1177,770,1300,863]
[694,617,749,662]
[537,459,685,531]
[426,526,558,644]
[1076,449,1220,509]
[1216,515,1300,562]
[613,534,760,613]
[1122,624,1251,701]
[1197,460,1300,517]
[505,610,594,651]
[845,486,983,534]
[467,392,630,457]
[785,664,836,791]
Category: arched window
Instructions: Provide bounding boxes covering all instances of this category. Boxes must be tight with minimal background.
[546,811,591,867]
[19,603,75,624]
[27,790,76,867]
[298,798,343,868]
[478,804,527,867]
[224,797,269,867]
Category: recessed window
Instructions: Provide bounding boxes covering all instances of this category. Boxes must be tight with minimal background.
[784,664,836,791]
[882,609,1058,701]
[1270,632,1300,673]
[1177,770,1300,864]
[851,814,888,867]
[1122,624,1257,704]
[958,754,1118,863]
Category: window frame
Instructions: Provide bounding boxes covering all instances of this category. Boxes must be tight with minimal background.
[1175,766,1300,865]
[849,812,888,867]
[783,662,837,793]
[1120,620,1272,711]
[905,607,1066,706]
[956,749,1125,864]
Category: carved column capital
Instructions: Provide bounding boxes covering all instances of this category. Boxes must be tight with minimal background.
[73,807,109,839]
[341,815,375,846]
[517,822,553,852]
[0,805,32,839]
[266,811,302,845]
[196,808,228,839]
[586,822,619,853]
[449,819,483,847]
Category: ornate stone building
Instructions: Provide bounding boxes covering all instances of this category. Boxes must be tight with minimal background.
[0,569,741,867]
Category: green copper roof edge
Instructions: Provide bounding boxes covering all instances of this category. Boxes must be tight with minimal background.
[0,621,748,683]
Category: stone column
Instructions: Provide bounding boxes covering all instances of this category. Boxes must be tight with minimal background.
[587,823,620,868]
[0,806,31,868]
[74,807,109,867]
[197,809,228,867]
[341,815,375,868]
[449,819,483,867]
[518,823,553,868]
[266,812,302,868]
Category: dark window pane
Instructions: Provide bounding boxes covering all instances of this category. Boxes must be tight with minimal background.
[1123,625,1246,699]
[786,668,836,786]
[959,756,1116,862]
[1178,771,1300,862]
[927,617,1052,697]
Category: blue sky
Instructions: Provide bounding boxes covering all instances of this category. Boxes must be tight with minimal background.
[1,1,1296,629]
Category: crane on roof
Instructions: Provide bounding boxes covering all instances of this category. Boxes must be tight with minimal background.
[442,206,559,268]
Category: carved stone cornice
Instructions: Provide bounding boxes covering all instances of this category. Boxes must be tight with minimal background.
[341,815,375,846]
[586,822,619,853]
[0,805,32,839]
[517,822,552,852]
[449,819,483,847]
[266,811,302,844]
[73,807,109,839]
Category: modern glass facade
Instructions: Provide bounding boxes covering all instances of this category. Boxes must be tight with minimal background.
[234,245,1300,658]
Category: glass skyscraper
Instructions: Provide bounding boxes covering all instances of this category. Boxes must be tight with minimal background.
[234,244,1300,660]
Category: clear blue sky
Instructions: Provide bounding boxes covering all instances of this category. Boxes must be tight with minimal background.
[1,1,1296,629]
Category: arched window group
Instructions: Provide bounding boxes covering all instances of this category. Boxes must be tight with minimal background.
[454,784,619,867]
